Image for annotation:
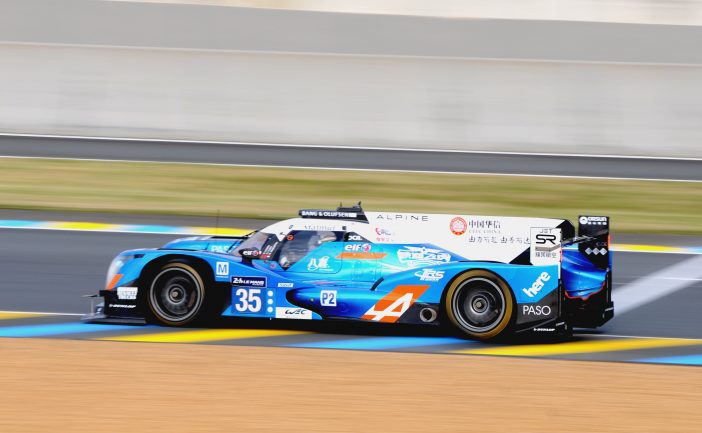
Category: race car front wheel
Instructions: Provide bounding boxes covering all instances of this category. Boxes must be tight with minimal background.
[444,270,514,340]
[147,263,206,326]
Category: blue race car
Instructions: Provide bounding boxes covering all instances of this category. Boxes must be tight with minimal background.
[85,205,613,340]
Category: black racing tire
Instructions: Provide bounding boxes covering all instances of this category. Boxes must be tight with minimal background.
[146,263,207,326]
[444,270,515,340]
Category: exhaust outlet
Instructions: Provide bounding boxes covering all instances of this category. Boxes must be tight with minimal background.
[419,307,438,323]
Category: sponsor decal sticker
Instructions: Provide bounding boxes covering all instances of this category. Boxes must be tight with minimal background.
[375,228,392,236]
[361,285,430,323]
[231,276,267,288]
[347,234,364,241]
[320,290,337,307]
[579,216,608,226]
[215,261,229,276]
[240,249,261,259]
[300,210,358,219]
[534,234,560,253]
[468,235,529,245]
[522,272,551,298]
[209,245,230,253]
[522,305,553,316]
[307,256,331,271]
[116,286,138,300]
[467,219,501,231]
[585,247,608,256]
[530,227,562,268]
[336,252,387,260]
[414,269,445,282]
[108,304,136,309]
[233,287,263,313]
[277,282,294,288]
[397,246,451,267]
[344,243,372,252]
[303,224,337,231]
[275,307,313,320]
[375,214,429,222]
[374,227,393,242]
[450,217,467,236]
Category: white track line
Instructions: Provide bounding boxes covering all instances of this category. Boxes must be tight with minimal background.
[658,277,702,281]
[2,132,701,161]
[612,255,702,315]
[0,155,699,183]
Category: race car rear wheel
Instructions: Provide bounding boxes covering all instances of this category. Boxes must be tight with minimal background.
[444,270,514,340]
[147,263,206,326]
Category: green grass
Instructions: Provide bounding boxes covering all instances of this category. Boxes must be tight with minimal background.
[0,158,700,234]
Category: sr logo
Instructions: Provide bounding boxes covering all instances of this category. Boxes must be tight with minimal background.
[534,233,559,252]
[522,305,552,316]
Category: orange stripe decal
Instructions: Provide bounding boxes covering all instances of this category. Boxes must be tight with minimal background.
[361,285,430,323]
[336,252,388,260]
[105,273,123,290]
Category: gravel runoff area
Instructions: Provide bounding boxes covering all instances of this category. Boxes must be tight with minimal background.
[0,338,700,432]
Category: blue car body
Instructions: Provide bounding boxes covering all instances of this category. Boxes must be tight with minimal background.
[86,207,613,339]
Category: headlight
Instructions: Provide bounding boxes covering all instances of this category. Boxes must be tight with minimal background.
[105,254,136,289]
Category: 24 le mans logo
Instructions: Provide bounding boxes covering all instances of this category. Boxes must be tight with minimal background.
[231,276,267,287]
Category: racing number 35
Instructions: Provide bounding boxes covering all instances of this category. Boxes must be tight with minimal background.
[234,288,262,313]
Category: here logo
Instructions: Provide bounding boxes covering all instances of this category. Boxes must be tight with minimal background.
[522,272,551,298]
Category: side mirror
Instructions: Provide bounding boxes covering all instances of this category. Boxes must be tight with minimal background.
[239,248,262,262]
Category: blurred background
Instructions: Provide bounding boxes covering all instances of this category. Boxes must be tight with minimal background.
[0,0,700,233]
[2,0,702,156]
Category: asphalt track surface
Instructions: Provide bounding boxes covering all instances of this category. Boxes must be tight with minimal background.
[1,134,701,181]
[1,219,701,366]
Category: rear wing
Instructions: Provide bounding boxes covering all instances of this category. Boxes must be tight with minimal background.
[576,216,611,270]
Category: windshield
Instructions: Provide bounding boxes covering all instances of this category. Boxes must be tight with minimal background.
[277,230,340,269]
[230,231,273,257]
